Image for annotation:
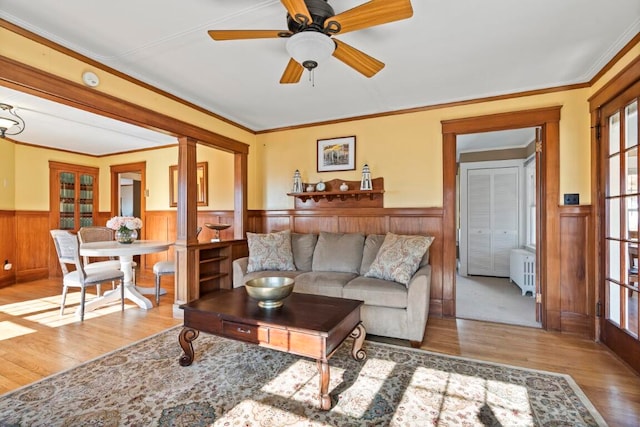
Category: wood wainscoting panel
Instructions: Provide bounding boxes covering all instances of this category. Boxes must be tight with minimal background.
[559,205,595,338]
[144,211,174,271]
[338,215,388,235]
[16,211,50,282]
[0,211,16,287]
[293,215,340,234]
[95,212,112,229]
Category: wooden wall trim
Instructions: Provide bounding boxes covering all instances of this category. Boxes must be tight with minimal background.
[589,54,640,110]
[0,55,249,154]
[0,19,254,135]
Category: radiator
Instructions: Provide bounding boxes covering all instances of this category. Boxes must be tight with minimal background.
[509,249,536,296]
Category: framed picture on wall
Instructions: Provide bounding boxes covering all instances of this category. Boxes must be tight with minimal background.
[169,162,208,207]
[317,136,356,172]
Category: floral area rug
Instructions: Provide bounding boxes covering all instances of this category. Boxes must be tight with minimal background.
[0,326,606,426]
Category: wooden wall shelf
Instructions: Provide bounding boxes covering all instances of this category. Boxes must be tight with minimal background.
[287,178,384,209]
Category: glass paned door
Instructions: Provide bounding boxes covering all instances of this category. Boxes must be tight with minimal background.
[59,171,75,230]
[604,99,639,340]
[79,173,94,228]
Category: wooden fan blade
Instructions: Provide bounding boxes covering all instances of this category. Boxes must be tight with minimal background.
[208,30,290,41]
[332,39,385,78]
[281,0,312,25]
[324,0,413,35]
[280,58,304,84]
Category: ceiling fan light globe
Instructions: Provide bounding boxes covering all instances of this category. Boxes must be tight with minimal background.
[286,31,335,68]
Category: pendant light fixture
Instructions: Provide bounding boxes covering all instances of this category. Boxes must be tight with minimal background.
[0,103,25,138]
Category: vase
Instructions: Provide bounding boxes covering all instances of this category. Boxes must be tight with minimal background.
[115,228,138,244]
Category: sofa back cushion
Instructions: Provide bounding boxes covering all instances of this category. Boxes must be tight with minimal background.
[360,234,386,275]
[312,231,365,273]
[365,233,434,286]
[291,232,318,271]
[246,230,296,273]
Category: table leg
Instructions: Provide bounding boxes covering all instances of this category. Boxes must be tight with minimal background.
[317,359,331,410]
[178,327,200,367]
[350,322,367,361]
[79,255,153,315]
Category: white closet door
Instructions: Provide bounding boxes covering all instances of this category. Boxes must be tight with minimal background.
[468,170,492,275]
[492,169,519,275]
[467,167,519,276]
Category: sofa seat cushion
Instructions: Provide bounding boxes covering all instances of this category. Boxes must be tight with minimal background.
[241,270,303,285]
[343,276,408,309]
[293,271,358,298]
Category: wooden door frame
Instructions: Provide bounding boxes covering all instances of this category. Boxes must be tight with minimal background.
[110,162,146,265]
[590,56,640,344]
[442,106,562,328]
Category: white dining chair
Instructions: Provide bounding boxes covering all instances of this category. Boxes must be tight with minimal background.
[152,226,201,305]
[78,226,136,284]
[50,229,125,321]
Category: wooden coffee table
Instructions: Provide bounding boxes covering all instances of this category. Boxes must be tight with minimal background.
[178,288,366,410]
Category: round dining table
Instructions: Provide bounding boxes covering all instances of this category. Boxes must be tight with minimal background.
[80,240,173,313]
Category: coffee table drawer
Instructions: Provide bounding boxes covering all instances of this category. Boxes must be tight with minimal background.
[222,320,268,344]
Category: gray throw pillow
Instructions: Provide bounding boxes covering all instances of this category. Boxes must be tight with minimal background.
[312,232,365,274]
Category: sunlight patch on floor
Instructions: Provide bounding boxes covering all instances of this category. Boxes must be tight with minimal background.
[0,292,137,330]
[0,320,36,340]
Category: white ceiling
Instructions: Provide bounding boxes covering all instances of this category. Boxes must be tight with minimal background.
[1,0,639,155]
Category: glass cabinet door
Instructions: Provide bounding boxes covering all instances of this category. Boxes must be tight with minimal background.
[50,161,99,232]
[79,173,94,228]
[59,171,76,230]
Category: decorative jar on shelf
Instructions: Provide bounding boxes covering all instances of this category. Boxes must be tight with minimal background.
[340,182,349,191]
[115,228,138,244]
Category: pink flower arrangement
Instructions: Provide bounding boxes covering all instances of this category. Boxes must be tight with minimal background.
[106,216,143,232]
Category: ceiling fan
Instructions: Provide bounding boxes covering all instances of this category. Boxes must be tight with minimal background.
[208,0,413,84]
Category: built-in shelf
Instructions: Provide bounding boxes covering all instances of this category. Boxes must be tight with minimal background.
[194,239,248,297]
[287,178,384,209]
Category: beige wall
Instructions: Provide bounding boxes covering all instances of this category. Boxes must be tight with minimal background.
[2,27,639,212]
[0,138,15,210]
[7,142,236,213]
[257,87,592,209]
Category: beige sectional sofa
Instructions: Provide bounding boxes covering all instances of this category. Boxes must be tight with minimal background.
[232,231,433,347]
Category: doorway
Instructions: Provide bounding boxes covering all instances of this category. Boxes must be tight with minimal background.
[442,107,562,325]
[110,162,146,269]
[118,172,142,217]
[455,128,541,327]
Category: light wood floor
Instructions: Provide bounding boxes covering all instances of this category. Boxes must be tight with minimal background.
[1,275,639,426]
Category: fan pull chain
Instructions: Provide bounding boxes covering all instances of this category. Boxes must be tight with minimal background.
[309,68,315,87]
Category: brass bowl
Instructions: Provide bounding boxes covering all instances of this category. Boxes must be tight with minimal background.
[244,277,295,309]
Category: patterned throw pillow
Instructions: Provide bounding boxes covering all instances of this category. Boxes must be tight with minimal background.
[365,233,434,286]
[247,230,296,273]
